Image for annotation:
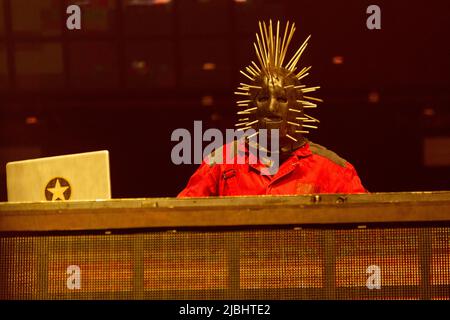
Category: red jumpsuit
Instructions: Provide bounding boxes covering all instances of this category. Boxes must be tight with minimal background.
[178,141,367,197]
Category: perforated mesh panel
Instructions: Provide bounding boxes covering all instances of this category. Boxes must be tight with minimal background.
[0,226,449,300]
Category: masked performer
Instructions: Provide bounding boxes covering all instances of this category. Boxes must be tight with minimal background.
[178,20,367,197]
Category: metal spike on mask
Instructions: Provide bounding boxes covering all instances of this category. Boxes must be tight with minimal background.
[287,121,301,127]
[304,114,320,123]
[303,95,324,103]
[286,134,298,142]
[302,124,318,129]
[296,100,317,108]
[301,86,321,93]
[247,131,259,140]
[234,91,250,96]
[296,66,311,78]
[240,83,262,89]
[240,107,257,113]
[239,70,254,81]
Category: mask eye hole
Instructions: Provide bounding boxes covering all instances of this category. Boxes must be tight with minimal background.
[277,97,287,103]
[257,96,269,103]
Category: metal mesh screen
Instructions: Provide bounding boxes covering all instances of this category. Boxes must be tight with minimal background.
[0,226,449,300]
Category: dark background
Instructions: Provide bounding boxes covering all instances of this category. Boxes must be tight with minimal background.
[0,0,449,200]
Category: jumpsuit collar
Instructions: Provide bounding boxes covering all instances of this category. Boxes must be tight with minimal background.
[247,142,313,175]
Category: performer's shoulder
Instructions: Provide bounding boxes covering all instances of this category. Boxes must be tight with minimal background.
[308,141,349,168]
[204,140,241,168]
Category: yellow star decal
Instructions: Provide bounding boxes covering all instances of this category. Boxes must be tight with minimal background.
[46,178,69,201]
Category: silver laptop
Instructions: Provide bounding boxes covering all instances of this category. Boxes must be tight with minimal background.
[6,150,111,202]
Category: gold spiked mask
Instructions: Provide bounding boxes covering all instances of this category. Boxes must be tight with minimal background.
[235,20,322,149]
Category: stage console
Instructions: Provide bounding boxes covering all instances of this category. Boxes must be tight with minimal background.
[1,192,449,300]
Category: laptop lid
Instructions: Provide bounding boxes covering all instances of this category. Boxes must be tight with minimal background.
[6,150,111,202]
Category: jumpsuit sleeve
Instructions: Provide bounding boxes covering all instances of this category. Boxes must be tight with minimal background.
[177,162,221,197]
[335,163,369,194]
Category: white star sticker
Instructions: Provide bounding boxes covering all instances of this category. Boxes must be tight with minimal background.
[46,178,69,201]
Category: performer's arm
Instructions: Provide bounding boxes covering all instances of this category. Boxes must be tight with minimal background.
[335,163,368,194]
[177,162,220,197]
